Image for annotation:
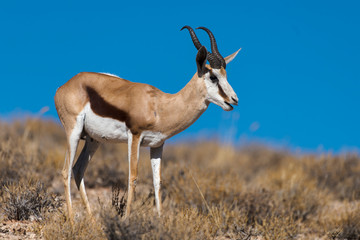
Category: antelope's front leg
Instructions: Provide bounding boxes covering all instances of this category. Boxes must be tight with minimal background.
[150,145,163,216]
[125,131,141,218]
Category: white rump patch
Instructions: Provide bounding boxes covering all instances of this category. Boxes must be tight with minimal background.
[99,72,120,78]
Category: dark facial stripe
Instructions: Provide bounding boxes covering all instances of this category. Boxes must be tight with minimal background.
[218,84,230,102]
[86,86,130,125]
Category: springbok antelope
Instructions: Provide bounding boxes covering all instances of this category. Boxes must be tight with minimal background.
[54,26,240,219]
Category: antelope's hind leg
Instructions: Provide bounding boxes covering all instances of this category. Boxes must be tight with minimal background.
[72,136,100,216]
[62,113,85,220]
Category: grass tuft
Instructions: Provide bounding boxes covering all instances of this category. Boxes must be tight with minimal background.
[1,180,62,221]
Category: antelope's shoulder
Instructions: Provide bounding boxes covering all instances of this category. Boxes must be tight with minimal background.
[125,84,163,131]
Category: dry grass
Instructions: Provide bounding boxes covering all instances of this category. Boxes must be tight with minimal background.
[2,180,62,221]
[0,118,360,239]
[41,211,105,240]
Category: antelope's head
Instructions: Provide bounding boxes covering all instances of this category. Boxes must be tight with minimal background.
[182,26,240,111]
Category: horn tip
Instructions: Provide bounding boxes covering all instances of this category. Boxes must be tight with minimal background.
[181,25,190,31]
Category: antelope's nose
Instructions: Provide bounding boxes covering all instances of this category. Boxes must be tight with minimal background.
[231,96,238,106]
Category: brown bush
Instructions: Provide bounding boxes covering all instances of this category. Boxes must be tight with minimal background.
[1,180,62,221]
[306,154,360,200]
[327,205,360,240]
[41,211,105,240]
[0,119,64,189]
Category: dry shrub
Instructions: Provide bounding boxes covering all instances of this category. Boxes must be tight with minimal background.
[106,180,252,239]
[327,205,360,240]
[102,198,225,240]
[112,182,127,217]
[307,154,360,200]
[41,211,105,240]
[263,157,324,222]
[102,187,159,240]
[101,209,156,240]
[84,143,128,189]
[277,182,321,223]
[234,188,306,239]
[236,189,274,226]
[0,119,65,189]
[1,180,62,221]
[257,213,299,240]
[160,144,245,210]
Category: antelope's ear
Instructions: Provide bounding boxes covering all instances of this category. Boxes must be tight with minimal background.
[224,48,241,64]
[196,46,208,77]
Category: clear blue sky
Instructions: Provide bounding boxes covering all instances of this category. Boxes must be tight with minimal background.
[1,1,359,152]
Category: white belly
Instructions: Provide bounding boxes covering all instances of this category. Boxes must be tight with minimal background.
[83,103,167,147]
[84,103,128,143]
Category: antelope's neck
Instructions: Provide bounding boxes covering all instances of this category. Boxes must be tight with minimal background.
[157,74,209,138]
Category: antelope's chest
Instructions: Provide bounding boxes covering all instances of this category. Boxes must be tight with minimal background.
[83,103,167,147]
[141,131,167,148]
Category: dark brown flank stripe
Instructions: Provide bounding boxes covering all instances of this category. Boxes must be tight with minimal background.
[85,86,131,127]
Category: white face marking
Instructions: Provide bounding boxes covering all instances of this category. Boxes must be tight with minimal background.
[204,72,224,107]
[204,69,238,111]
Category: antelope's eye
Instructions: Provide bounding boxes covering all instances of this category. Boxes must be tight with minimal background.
[210,75,218,83]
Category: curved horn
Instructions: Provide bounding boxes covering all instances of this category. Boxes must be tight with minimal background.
[207,53,222,69]
[181,26,221,69]
[197,27,226,69]
[181,26,202,50]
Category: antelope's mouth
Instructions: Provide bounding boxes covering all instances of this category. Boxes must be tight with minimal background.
[225,101,234,110]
